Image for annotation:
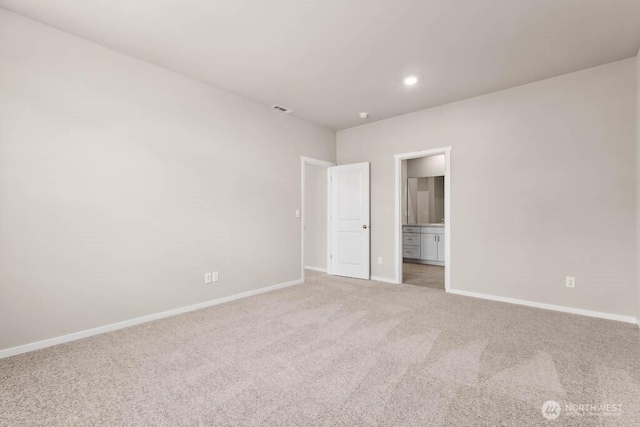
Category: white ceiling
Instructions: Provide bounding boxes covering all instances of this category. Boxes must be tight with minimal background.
[2,0,640,130]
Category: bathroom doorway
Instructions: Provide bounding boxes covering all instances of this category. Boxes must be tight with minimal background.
[394,148,451,291]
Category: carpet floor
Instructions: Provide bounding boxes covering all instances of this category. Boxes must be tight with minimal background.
[1,271,639,426]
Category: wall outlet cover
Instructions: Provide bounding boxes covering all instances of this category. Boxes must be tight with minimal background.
[205,272,212,284]
[566,276,575,288]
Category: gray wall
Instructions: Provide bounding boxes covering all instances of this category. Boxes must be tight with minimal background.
[0,10,336,350]
[431,176,445,225]
[338,59,637,317]
[407,155,445,178]
[406,155,445,225]
[401,161,408,224]
[304,164,327,270]
[637,50,640,323]
[407,177,444,225]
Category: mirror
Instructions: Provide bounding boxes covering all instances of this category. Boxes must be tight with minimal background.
[406,176,444,225]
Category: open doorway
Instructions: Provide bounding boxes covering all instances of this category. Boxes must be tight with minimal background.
[300,157,334,281]
[394,148,451,291]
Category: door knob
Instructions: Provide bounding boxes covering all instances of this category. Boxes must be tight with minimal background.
[362,225,368,229]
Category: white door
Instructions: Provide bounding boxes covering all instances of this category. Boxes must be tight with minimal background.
[329,163,370,279]
[421,233,438,261]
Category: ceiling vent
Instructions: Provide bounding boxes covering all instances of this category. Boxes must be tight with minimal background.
[271,105,293,114]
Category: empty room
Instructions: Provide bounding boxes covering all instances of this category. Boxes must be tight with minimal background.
[1,1,640,425]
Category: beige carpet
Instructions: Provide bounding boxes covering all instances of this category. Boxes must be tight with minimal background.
[1,270,639,426]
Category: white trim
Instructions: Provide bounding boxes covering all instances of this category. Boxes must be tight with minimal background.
[300,156,335,282]
[371,275,400,284]
[304,266,326,273]
[326,167,332,275]
[394,147,451,290]
[448,288,638,324]
[0,278,304,360]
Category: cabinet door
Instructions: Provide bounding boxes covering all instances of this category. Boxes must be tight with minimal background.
[403,246,421,259]
[437,233,445,262]
[403,233,420,246]
[421,233,438,261]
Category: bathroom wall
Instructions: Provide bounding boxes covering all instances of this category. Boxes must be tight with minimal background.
[406,155,445,178]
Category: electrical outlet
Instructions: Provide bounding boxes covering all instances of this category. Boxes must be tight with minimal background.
[205,272,212,284]
[212,272,219,283]
[377,257,383,265]
[566,276,575,288]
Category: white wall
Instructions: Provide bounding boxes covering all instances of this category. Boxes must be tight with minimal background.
[304,164,327,270]
[0,10,335,350]
[338,59,637,318]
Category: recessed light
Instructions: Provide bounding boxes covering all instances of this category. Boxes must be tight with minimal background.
[403,75,418,86]
[359,112,369,119]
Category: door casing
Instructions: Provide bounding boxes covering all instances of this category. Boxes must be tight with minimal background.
[300,156,335,282]
[394,148,451,290]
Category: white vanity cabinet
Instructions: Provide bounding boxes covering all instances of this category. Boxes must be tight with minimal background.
[402,226,421,260]
[437,233,445,261]
[420,227,444,263]
[403,225,445,266]
[421,233,439,261]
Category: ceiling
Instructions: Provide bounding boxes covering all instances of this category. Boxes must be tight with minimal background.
[2,0,640,130]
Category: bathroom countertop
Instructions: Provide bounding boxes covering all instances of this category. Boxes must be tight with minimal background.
[403,223,444,227]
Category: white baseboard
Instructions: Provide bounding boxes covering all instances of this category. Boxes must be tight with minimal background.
[447,288,638,324]
[0,278,304,360]
[304,266,326,273]
[371,275,400,284]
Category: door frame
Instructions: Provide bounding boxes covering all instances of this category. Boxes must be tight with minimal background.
[300,156,335,282]
[394,147,451,291]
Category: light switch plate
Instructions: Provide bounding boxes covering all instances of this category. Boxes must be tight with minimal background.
[295,210,301,218]
[212,272,219,283]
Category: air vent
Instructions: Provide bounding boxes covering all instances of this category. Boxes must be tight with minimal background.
[271,105,293,114]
